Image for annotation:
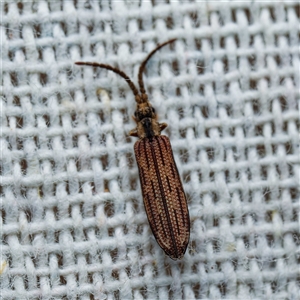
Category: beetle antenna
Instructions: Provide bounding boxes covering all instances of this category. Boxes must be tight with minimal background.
[75,62,139,96]
[138,39,177,95]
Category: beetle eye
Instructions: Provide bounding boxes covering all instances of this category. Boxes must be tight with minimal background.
[134,111,138,117]
[151,107,155,113]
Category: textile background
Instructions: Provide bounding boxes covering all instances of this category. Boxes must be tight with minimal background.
[1,1,299,299]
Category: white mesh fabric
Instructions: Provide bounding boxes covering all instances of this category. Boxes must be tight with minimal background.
[1,1,299,299]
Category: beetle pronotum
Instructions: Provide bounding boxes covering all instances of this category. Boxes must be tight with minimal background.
[76,39,190,260]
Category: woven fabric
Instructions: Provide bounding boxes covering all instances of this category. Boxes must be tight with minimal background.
[1,1,299,299]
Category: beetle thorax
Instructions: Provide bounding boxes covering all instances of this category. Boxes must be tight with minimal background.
[134,101,160,139]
